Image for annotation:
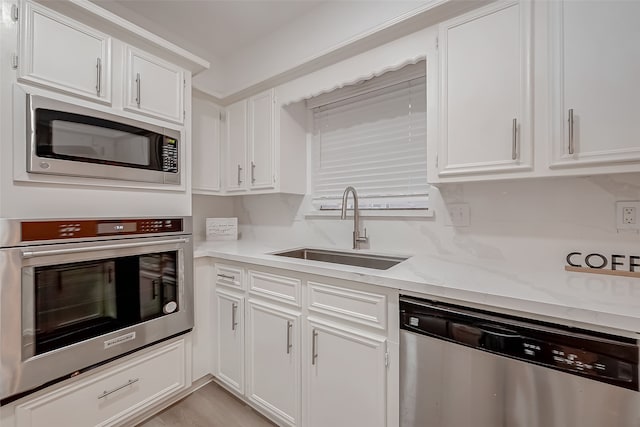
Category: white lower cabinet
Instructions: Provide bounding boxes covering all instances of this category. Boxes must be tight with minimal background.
[246,300,300,426]
[208,261,394,427]
[215,289,245,394]
[305,319,387,427]
[13,339,187,427]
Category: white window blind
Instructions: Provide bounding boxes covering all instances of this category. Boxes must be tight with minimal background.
[311,69,428,211]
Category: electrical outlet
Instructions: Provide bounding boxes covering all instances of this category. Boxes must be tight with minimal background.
[616,201,640,231]
[445,203,470,227]
[623,207,636,224]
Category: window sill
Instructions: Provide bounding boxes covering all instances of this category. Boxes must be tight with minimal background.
[304,209,434,219]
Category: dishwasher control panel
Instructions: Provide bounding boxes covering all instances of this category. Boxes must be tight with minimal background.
[519,340,636,385]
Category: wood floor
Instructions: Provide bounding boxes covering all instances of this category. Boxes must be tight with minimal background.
[137,381,276,427]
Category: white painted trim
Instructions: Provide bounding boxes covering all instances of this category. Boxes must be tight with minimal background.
[217,1,492,104]
[38,0,209,73]
[304,209,433,219]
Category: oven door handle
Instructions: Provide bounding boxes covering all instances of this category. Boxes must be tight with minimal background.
[21,238,189,258]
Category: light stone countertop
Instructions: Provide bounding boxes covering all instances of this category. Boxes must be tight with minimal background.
[195,239,640,337]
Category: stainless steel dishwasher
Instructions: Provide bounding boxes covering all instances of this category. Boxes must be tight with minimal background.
[399,296,639,427]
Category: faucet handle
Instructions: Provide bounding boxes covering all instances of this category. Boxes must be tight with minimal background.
[356,228,369,243]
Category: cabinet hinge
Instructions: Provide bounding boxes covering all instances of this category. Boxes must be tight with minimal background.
[11,4,19,21]
[384,351,389,367]
[11,54,18,69]
[183,79,186,88]
[435,37,439,50]
[183,110,186,120]
[219,111,226,122]
[435,154,439,168]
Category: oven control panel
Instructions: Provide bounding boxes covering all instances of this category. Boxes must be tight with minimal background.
[22,218,185,241]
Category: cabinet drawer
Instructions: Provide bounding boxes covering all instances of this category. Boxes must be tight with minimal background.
[307,282,387,330]
[15,339,186,427]
[215,264,243,290]
[248,270,301,306]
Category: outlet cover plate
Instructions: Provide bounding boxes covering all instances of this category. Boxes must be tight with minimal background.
[616,201,640,231]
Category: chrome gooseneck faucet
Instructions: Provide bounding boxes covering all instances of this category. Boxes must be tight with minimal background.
[341,186,369,249]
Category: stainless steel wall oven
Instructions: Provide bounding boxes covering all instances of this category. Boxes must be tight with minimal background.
[0,217,193,404]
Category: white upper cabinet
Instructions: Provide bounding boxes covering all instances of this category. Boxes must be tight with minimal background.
[218,91,306,195]
[192,96,221,193]
[225,99,249,192]
[19,1,111,103]
[436,1,532,179]
[248,90,276,189]
[124,46,184,123]
[549,0,640,168]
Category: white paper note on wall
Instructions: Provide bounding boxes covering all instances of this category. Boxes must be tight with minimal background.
[206,218,238,241]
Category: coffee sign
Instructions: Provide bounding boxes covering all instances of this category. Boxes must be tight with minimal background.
[565,252,640,278]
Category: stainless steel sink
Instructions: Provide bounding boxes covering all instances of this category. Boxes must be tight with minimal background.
[272,248,409,270]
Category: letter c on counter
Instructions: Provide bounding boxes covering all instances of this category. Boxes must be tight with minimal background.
[566,252,582,267]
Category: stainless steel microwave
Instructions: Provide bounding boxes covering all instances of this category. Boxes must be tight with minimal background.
[26,94,181,185]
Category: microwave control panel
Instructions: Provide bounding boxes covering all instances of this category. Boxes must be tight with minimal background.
[22,218,184,241]
[162,137,179,173]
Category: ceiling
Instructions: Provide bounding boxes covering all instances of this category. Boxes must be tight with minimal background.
[92,0,326,60]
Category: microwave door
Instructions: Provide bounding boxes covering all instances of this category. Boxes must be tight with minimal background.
[26,94,181,185]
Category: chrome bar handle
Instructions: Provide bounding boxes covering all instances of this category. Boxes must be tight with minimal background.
[217,274,235,281]
[568,108,575,155]
[231,302,238,331]
[151,279,158,299]
[22,238,188,258]
[96,57,102,96]
[237,164,243,185]
[135,73,141,107]
[98,378,139,399]
[286,321,292,354]
[251,161,256,184]
[511,118,518,160]
[311,329,318,365]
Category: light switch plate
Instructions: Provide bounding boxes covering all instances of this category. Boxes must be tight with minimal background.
[615,201,640,231]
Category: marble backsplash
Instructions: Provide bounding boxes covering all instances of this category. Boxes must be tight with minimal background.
[194,173,640,292]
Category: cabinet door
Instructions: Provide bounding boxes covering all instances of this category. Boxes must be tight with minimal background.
[225,100,248,192]
[248,90,275,189]
[215,290,244,394]
[125,46,184,123]
[246,301,300,426]
[20,2,111,102]
[305,320,387,427]
[438,1,532,178]
[550,1,640,167]
[192,97,221,193]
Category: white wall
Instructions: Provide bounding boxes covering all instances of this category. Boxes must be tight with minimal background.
[219,174,640,298]
[197,1,430,97]
[192,195,235,240]
[231,174,640,250]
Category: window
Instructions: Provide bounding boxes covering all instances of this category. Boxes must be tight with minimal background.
[309,62,429,213]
